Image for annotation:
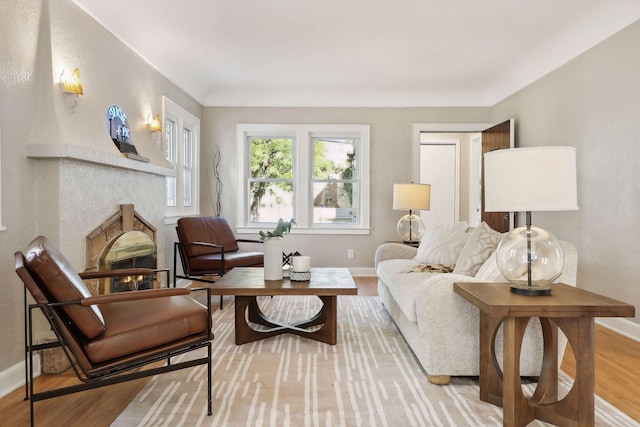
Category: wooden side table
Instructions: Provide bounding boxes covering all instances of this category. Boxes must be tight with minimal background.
[454,282,635,427]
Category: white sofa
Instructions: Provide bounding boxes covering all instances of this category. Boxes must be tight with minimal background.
[374,222,577,385]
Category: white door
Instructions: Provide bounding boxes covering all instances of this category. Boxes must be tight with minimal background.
[419,142,458,226]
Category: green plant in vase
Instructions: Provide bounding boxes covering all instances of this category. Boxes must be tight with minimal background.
[260,218,295,280]
[259,218,296,240]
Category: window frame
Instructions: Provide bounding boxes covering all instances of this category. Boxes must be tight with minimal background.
[163,96,200,221]
[236,124,370,235]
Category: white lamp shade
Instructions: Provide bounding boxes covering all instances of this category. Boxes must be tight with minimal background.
[393,183,431,211]
[484,146,579,212]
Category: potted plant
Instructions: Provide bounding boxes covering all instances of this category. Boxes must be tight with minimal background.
[259,218,295,241]
[260,218,295,280]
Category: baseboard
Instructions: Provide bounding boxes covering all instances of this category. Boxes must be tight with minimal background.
[349,267,376,277]
[0,357,40,400]
[596,317,640,342]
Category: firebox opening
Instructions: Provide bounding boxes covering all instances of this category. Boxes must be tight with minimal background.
[104,231,157,293]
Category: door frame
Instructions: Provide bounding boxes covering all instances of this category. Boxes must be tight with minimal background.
[412,123,494,225]
[411,123,494,180]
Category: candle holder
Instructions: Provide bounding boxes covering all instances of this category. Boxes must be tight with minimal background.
[290,271,311,281]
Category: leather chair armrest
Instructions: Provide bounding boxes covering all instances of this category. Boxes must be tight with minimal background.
[183,241,224,249]
[79,268,154,280]
[79,288,192,306]
[236,239,263,244]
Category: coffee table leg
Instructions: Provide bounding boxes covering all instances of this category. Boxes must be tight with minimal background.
[234,295,338,345]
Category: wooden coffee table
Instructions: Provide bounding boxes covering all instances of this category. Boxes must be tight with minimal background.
[211,267,357,345]
[454,282,635,427]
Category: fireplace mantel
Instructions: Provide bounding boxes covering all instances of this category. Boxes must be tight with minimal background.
[27,143,175,177]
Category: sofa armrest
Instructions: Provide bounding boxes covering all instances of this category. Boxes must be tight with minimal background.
[374,243,417,267]
[415,273,490,336]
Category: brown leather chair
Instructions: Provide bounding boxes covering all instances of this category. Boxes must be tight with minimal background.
[16,236,213,427]
[174,216,263,307]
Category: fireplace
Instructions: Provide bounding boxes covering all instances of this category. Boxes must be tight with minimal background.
[105,231,157,292]
[85,204,159,294]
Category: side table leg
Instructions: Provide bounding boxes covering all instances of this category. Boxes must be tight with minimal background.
[575,317,595,426]
[538,317,595,426]
[502,316,535,427]
[479,313,503,406]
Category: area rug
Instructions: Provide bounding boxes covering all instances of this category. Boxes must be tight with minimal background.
[112,296,638,427]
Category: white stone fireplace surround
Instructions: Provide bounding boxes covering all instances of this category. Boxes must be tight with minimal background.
[26,144,173,373]
[27,144,173,288]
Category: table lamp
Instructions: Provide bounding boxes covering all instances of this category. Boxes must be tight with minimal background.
[483,147,578,295]
[393,183,431,243]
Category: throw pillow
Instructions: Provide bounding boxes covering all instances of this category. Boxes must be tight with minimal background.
[414,222,469,267]
[475,251,507,282]
[452,222,501,276]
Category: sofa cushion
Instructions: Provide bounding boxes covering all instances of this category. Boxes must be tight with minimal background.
[474,251,507,282]
[414,222,469,267]
[85,295,209,363]
[452,222,501,276]
[377,258,442,322]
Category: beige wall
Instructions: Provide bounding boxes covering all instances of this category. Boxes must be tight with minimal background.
[1,0,638,397]
[491,21,640,324]
[0,0,201,389]
[197,107,489,271]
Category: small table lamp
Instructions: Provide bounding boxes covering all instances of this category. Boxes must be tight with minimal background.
[483,147,578,295]
[393,183,431,243]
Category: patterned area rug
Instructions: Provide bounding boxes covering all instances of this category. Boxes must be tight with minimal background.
[112,296,637,427]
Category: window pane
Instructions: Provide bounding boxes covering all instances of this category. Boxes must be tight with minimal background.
[183,128,192,168]
[183,169,191,207]
[314,138,357,179]
[249,138,294,222]
[250,138,293,179]
[165,119,177,165]
[249,181,293,222]
[166,176,177,207]
[182,127,193,207]
[313,182,357,223]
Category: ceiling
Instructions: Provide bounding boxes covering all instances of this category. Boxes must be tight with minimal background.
[73,0,640,107]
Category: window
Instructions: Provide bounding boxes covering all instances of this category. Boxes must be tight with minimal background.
[163,96,199,218]
[237,124,370,235]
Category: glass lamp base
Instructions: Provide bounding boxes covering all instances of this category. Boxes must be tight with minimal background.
[496,225,564,296]
[396,214,425,243]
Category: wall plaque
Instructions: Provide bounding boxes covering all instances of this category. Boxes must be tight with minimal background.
[106,105,149,162]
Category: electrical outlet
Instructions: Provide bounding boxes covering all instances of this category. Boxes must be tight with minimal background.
[347,249,354,259]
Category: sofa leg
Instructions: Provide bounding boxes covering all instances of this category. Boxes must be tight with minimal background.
[427,375,451,385]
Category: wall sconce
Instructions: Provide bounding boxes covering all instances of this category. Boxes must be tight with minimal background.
[148,114,162,133]
[59,68,83,95]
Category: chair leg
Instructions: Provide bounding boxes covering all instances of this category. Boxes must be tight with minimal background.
[220,295,223,310]
[207,341,213,415]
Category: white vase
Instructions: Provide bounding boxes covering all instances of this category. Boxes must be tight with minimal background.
[263,237,283,280]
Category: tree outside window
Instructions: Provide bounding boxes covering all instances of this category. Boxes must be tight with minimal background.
[249,138,293,222]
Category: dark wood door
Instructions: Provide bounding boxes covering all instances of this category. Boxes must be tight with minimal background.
[481,120,513,232]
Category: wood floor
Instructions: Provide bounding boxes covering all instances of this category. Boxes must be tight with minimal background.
[1,277,638,426]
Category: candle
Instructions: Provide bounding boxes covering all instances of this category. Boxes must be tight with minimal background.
[292,256,310,272]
